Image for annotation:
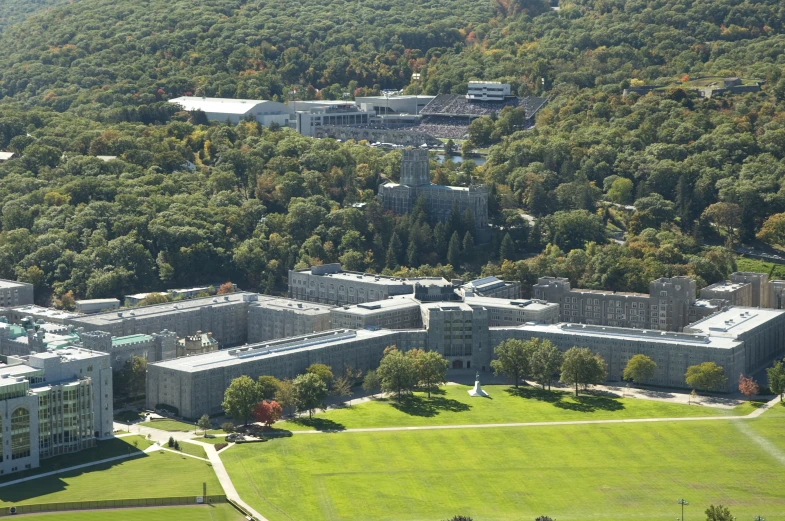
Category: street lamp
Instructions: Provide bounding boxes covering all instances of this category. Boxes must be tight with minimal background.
[677,499,689,521]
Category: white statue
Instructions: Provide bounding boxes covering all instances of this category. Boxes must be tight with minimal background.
[467,371,488,397]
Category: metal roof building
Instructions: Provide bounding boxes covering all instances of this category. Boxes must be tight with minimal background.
[169,97,293,126]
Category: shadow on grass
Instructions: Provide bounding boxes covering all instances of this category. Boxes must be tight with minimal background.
[390,395,471,417]
[553,394,625,413]
[505,386,561,403]
[288,418,346,432]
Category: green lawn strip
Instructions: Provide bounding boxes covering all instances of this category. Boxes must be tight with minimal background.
[278,384,741,431]
[735,257,785,279]
[223,404,785,521]
[140,419,198,432]
[198,436,231,445]
[0,435,152,484]
[0,450,222,506]
[175,441,208,459]
[114,410,145,423]
[10,504,245,521]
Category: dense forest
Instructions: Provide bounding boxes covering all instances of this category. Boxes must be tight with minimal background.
[0,0,69,31]
[0,0,784,306]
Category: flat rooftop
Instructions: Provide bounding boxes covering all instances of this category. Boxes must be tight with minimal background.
[150,329,396,373]
[684,307,785,337]
[498,322,740,349]
[170,97,288,115]
[0,279,30,289]
[71,292,258,326]
[10,305,80,319]
[464,297,559,312]
[702,281,749,292]
[112,334,154,346]
[295,268,422,286]
[333,297,420,315]
[75,299,119,305]
[421,301,473,312]
[250,297,333,315]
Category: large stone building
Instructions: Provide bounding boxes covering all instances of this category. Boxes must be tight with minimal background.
[330,296,423,330]
[146,329,426,418]
[0,347,113,475]
[378,149,489,239]
[80,330,177,371]
[532,276,717,332]
[288,263,451,306]
[0,280,34,308]
[459,276,521,299]
[68,293,259,347]
[463,297,560,327]
[485,306,785,391]
[246,298,333,344]
[700,281,753,307]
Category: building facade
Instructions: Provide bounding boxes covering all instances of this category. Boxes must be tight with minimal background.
[246,298,333,343]
[0,347,113,476]
[0,281,34,308]
[532,276,709,332]
[80,330,177,371]
[463,297,560,327]
[700,281,753,307]
[378,149,489,239]
[330,297,423,330]
[288,263,427,306]
[460,277,521,299]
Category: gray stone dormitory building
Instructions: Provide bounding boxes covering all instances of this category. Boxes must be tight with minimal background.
[147,303,785,419]
[378,148,490,240]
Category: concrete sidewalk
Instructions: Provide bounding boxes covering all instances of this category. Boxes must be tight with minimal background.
[189,440,270,521]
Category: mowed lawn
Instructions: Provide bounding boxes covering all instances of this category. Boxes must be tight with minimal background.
[11,504,245,521]
[280,384,746,431]
[0,450,223,506]
[223,404,785,521]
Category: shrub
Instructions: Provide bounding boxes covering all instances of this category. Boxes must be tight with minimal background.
[174,441,180,450]
[221,422,235,433]
[167,436,174,447]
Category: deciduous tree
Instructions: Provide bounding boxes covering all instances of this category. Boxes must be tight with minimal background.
[560,347,607,396]
[685,362,727,393]
[305,363,334,388]
[257,375,281,401]
[197,414,212,435]
[410,349,449,398]
[293,373,328,419]
[622,354,657,384]
[529,339,562,390]
[705,504,733,521]
[222,375,261,426]
[362,369,380,395]
[252,400,283,428]
[491,339,530,388]
[274,379,297,416]
[766,361,785,401]
[738,374,759,397]
[376,346,418,401]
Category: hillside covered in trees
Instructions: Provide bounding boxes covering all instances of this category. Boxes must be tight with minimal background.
[0,0,784,306]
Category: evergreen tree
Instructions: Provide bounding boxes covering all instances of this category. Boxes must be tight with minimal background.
[434,222,449,257]
[406,239,418,267]
[488,182,501,220]
[499,232,515,261]
[527,181,548,217]
[462,209,475,237]
[462,231,475,263]
[385,232,401,269]
[448,202,463,237]
[447,231,462,267]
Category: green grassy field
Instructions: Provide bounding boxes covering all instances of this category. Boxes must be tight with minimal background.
[279,384,746,431]
[735,257,785,279]
[177,441,208,459]
[140,419,199,432]
[10,504,245,521]
[0,450,222,506]
[223,403,785,521]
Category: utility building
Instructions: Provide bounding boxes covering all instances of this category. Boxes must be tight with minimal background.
[169,97,293,126]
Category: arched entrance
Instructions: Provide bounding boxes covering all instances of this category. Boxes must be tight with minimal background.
[452,360,464,369]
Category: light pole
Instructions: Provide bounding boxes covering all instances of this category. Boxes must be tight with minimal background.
[677,499,688,521]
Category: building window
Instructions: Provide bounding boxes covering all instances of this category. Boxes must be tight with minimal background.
[11,408,30,460]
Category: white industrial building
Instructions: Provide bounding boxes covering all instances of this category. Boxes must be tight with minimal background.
[466,81,511,101]
[169,97,293,126]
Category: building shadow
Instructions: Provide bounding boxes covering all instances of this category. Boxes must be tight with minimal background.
[504,386,560,403]
[391,395,471,417]
[553,395,625,413]
[288,418,346,432]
